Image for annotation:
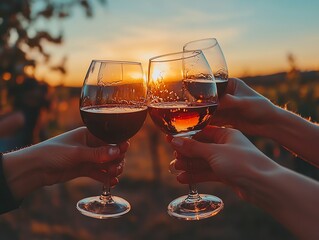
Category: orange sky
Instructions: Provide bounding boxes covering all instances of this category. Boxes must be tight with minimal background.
[34,0,319,87]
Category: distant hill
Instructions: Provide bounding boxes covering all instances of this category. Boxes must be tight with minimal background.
[241,70,319,86]
[60,70,319,95]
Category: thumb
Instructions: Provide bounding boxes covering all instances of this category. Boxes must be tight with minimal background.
[170,137,216,159]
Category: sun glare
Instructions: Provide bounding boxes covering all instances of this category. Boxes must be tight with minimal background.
[130,71,144,80]
[151,68,164,83]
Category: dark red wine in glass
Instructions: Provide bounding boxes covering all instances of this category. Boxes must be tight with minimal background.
[77,60,147,219]
[81,105,147,144]
[215,79,228,97]
[183,38,228,97]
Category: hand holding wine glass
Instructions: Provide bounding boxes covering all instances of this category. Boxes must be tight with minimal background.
[77,60,147,219]
[147,50,223,220]
[1,126,127,214]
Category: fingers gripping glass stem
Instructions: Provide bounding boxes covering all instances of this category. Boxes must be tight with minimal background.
[168,135,223,220]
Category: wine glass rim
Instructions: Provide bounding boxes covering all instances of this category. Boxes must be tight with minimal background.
[149,50,202,63]
[91,59,142,65]
[183,38,219,51]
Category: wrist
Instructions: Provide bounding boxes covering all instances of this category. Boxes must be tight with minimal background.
[264,105,319,164]
[264,104,308,140]
[241,164,285,206]
[241,99,278,138]
[262,105,287,139]
[3,146,43,201]
[233,157,283,205]
[239,163,319,239]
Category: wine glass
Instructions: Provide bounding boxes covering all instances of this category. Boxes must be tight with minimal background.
[77,60,147,219]
[147,50,223,220]
[183,38,228,97]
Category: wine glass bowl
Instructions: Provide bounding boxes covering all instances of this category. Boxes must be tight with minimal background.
[77,60,147,219]
[147,51,223,220]
[183,38,228,97]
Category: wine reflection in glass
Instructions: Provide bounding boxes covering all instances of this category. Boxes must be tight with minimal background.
[147,50,224,220]
[77,60,147,219]
[183,38,228,97]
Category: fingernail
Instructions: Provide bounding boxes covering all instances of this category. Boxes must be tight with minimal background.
[171,138,184,147]
[110,177,119,187]
[169,159,181,174]
[108,147,119,156]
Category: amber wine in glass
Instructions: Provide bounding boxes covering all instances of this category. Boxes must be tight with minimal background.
[147,50,223,220]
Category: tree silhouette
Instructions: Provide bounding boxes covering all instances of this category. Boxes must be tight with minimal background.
[0,0,106,107]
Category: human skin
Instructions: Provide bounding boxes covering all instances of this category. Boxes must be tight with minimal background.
[212,78,319,167]
[2,127,128,201]
[169,126,319,240]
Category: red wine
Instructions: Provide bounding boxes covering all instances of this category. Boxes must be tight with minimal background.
[81,105,147,143]
[183,79,218,101]
[183,78,228,100]
[215,79,228,97]
[148,102,217,136]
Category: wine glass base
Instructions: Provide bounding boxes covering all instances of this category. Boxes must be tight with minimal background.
[76,196,131,219]
[167,194,223,220]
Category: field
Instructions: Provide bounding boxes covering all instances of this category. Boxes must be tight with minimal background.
[1,70,318,239]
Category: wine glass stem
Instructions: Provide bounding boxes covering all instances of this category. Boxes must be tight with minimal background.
[100,173,114,204]
[187,158,201,201]
[185,135,201,201]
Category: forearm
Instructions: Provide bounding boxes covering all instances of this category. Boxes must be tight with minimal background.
[0,112,24,137]
[2,145,44,201]
[241,165,319,240]
[264,105,319,167]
